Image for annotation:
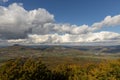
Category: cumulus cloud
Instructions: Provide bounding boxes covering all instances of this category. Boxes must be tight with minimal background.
[7,39,27,43]
[0,3,120,45]
[0,3,54,39]
[0,0,8,3]
[53,24,90,35]
[7,31,120,44]
[92,15,120,31]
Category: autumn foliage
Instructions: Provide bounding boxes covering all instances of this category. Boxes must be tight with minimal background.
[0,58,120,80]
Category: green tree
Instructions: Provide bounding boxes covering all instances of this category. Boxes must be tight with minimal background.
[0,58,52,80]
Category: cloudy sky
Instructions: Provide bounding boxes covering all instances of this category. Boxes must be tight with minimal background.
[0,0,120,45]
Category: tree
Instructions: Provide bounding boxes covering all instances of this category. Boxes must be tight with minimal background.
[0,58,52,80]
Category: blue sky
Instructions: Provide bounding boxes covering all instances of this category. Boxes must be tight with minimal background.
[0,0,120,45]
[3,0,120,33]
[2,0,120,25]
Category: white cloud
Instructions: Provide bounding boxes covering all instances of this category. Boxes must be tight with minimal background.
[7,31,120,44]
[0,3,120,45]
[92,15,120,31]
[53,24,90,35]
[0,3,54,39]
[7,39,27,43]
[0,0,8,3]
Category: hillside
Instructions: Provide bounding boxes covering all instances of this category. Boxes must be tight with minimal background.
[0,45,120,67]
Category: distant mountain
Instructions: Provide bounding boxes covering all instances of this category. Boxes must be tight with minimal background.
[25,45,120,54]
[65,45,120,54]
[0,45,120,66]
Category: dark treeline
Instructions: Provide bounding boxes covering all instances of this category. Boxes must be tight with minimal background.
[0,58,120,80]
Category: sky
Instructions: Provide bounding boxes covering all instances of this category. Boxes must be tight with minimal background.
[0,0,120,45]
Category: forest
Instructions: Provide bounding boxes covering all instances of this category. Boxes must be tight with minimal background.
[0,58,120,80]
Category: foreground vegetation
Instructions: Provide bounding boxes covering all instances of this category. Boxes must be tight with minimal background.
[0,58,120,80]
